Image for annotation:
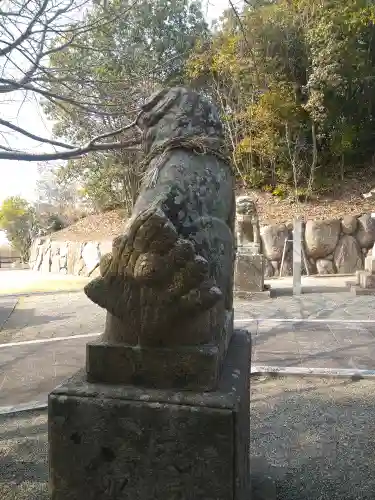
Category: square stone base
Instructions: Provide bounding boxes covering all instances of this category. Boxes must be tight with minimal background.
[234,289,272,300]
[49,330,251,500]
[350,284,375,295]
[86,311,234,392]
[235,252,264,292]
[356,270,375,289]
[365,255,375,273]
[86,341,221,391]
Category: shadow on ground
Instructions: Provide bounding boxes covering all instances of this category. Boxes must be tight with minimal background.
[0,306,75,339]
[251,375,375,500]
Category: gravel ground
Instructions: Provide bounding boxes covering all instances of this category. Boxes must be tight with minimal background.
[251,376,375,500]
[0,411,48,500]
[2,377,375,499]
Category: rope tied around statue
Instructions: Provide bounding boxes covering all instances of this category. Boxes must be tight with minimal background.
[140,135,231,188]
[121,86,233,188]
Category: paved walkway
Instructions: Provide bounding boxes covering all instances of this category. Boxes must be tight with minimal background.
[0,292,105,411]
[0,269,90,296]
[250,318,375,371]
[235,276,375,373]
[1,273,375,410]
[1,272,375,499]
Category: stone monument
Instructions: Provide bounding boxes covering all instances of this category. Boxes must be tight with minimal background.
[234,195,267,297]
[235,195,261,249]
[349,244,375,295]
[48,87,251,500]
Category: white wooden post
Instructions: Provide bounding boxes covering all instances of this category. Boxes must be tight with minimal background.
[293,218,302,296]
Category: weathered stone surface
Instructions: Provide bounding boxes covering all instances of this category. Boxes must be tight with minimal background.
[67,242,82,274]
[280,252,293,277]
[84,87,235,351]
[270,260,279,276]
[250,457,277,500]
[49,331,251,500]
[59,243,69,257]
[50,242,61,274]
[356,269,362,285]
[236,195,261,247]
[74,257,86,276]
[264,260,274,278]
[41,247,51,273]
[341,215,358,235]
[87,339,226,391]
[59,243,68,270]
[303,256,316,276]
[333,235,363,274]
[29,239,41,266]
[234,253,264,292]
[236,242,260,255]
[316,259,334,275]
[305,219,340,259]
[33,242,46,271]
[356,214,375,248]
[82,242,100,275]
[365,255,375,273]
[50,241,61,256]
[90,266,101,278]
[260,224,289,261]
[251,475,276,500]
[99,240,112,257]
[359,270,375,288]
[51,252,60,273]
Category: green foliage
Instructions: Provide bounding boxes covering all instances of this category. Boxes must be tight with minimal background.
[44,0,208,211]
[0,197,38,262]
[187,0,375,192]
[271,185,287,199]
[45,214,66,233]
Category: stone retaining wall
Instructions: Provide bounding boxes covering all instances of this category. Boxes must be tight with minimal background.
[29,239,112,277]
[261,214,375,277]
[29,213,375,278]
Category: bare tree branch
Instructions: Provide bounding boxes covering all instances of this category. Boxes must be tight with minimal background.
[0,0,146,160]
[0,137,141,161]
[0,0,49,57]
[0,77,127,115]
[0,118,76,149]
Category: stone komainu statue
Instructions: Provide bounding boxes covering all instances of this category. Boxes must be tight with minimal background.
[235,195,261,249]
[84,87,236,349]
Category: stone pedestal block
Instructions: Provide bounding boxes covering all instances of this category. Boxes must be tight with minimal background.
[87,341,222,391]
[355,269,362,285]
[365,255,375,274]
[86,311,233,392]
[49,330,251,500]
[235,252,264,292]
[359,270,375,289]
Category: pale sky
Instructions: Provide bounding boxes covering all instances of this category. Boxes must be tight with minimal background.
[0,0,238,206]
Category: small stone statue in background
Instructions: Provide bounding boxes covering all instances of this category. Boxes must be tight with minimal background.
[235,195,261,250]
[234,195,267,295]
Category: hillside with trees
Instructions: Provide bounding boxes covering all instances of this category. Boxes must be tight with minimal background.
[2,0,375,245]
